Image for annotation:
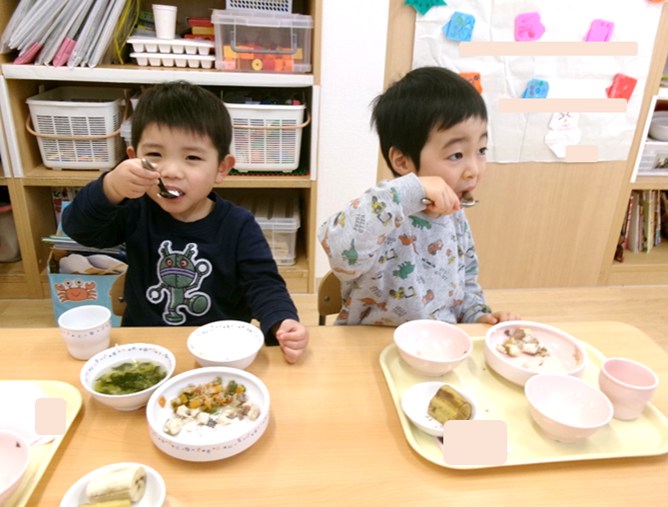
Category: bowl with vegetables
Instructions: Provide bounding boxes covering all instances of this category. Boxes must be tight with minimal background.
[80,343,176,411]
[146,366,270,462]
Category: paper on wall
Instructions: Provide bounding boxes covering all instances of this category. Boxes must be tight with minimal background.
[411,0,664,163]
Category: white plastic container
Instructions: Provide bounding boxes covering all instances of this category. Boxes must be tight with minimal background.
[26,87,128,170]
[127,36,215,55]
[0,204,21,263]
[227,0,292,13]
[121,116,133,148]
[212,9,312,73]
[225,101,306,172]
[236,192,300,265]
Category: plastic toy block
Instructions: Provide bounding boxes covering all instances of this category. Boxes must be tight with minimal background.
[606,74,637,101]
[224,45,237,58]
[294,47,303,60]
[460,72,483,93]
[274,59,284,71]
[405,0,447,16]
[522,79,549,98]
[283,60,293,72]
[263,58,276,71]
[584,19,614,42]
[515,12,546,41]
[442,12,475,42]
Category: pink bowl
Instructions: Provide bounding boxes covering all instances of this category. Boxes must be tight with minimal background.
[525,374,613,443]
[0,430,30,504]
[394,320,472,377]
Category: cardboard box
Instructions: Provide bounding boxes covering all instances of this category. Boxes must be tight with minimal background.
[48,249,123,327]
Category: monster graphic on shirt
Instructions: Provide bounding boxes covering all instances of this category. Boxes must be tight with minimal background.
[146,241,212,325]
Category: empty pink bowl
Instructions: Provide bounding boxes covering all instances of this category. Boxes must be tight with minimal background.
[0,430,30,504]
[525,373,613,443]
[394,320,473,377]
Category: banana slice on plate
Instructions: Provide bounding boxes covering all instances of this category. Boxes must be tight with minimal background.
[85,465,146,503]
[59,462,165,507]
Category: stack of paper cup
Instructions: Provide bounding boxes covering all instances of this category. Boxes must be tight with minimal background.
[153,4,178,40]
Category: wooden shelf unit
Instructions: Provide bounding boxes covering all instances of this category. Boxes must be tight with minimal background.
[0,0,321,299]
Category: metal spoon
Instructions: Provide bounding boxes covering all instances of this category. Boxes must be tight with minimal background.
[141,158,179,199]
[421,192,479,208]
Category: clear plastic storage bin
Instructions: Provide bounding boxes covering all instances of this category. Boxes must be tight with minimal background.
[237,192,300,265]
[212,9,313,73]
[26,87,129,170]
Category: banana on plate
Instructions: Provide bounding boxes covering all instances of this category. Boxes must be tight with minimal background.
[428,385,471,424]
[79,500,132,507]
[85,465,146,504]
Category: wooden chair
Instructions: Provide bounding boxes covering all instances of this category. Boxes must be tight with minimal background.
[317,271,342,326]
[110,271,127,318]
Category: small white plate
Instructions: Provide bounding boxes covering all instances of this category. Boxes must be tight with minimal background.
[401,382,478,437]
[0,381,55,445]
[59,462,166,507]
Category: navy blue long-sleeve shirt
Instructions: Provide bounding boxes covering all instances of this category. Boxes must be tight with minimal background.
[62,175,298,346]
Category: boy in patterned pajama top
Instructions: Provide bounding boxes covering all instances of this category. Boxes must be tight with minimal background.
[318,67,519,326]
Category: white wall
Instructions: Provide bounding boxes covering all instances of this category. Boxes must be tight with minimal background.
[315,0,390,279]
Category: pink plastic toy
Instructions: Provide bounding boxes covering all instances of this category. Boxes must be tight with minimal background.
[584,19,614,42]
[515,12,546,41]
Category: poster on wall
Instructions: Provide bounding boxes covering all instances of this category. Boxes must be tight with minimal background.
[411,0,664,163]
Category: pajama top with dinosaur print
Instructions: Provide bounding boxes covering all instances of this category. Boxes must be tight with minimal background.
[318,173,492,326]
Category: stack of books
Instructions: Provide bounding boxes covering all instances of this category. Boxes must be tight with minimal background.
[616,190,665,262]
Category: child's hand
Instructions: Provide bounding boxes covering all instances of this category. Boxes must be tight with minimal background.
[103,158,160,204]
[275,319,309,364]
[418,176,461,215]
[477,311,522,325]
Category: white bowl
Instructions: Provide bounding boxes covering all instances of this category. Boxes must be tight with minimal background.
[0,430,30,505]
[58,305,112,360]
[649,111,668,141]
[484,321,587,386]
[81,343,176,411]
[59,462,166,507]
[401,382,478,437]
[187,320,264,369]
[146,366,270,462]
[394,320,473,377]
[525,373,613,443]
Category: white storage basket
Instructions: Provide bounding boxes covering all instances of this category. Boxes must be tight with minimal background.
[26,87,129,170]
[225,102,308,172]
[226,0,292,13]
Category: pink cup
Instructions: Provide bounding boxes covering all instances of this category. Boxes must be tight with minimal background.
[598,358,658,421]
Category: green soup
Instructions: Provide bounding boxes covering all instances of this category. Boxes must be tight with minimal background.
[94,360,167,395]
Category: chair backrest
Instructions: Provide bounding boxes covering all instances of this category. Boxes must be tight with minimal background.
[110,271,127,318]
[317,271,342,325]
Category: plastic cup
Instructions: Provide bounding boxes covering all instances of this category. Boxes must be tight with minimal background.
[58,305,112,360]
[598,358,659,421]
[153,4,178,40]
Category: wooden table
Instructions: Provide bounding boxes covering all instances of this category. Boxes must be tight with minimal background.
[3,322,668,507]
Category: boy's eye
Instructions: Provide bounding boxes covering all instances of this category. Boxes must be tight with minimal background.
[448,153,463,161]
[145,152,161,158]
[478,147,488,155]
[186,155,202,161]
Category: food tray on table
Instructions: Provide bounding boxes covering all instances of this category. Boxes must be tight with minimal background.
[3,381,82,507]
[380,337,668,470]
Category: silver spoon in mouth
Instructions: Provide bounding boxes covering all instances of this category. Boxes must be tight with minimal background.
[141,158,179,199]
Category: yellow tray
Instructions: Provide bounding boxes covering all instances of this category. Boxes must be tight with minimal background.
[380,338,668,469]
[3,381,82,507]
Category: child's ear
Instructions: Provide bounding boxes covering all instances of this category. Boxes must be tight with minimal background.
[389,147,416,176]
[127,146,136,159]
[215,154,236,183]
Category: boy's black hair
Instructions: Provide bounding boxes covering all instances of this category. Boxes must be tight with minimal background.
[371,66,488,176]
[131,81,232,162]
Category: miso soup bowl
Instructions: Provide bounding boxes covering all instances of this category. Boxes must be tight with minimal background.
[80,343,176,411]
